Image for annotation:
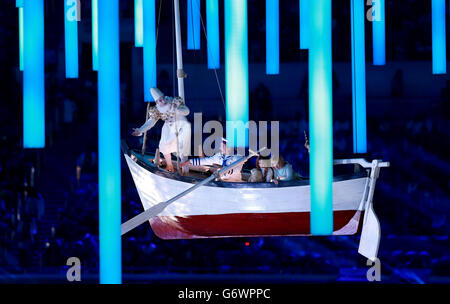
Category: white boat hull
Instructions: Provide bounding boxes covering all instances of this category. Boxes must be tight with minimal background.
[124,154,368,239]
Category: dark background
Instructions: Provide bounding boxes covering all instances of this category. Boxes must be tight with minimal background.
[0,0,448,283]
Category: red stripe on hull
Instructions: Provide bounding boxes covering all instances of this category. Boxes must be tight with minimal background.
[150,210,364,239]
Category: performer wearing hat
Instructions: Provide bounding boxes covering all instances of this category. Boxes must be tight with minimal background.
[132,87,191,173]
[180,138,244,182]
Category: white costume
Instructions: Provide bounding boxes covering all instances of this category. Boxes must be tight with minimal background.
[189,152,244,182]
[136,91,191,161]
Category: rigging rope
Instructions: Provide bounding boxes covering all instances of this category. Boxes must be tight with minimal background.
[155,0,164,48]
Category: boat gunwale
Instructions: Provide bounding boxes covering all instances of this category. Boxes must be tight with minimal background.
[122,141,369,189]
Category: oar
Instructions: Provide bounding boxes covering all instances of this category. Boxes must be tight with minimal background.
[121,148,265,235]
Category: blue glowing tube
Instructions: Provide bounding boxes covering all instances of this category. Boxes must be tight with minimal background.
[266,0,279,75]
[351,0,367,154]
[23,0,45,148]
[187,0,201,50]
[17,0,23,71]
[206,0,220,69]
[19,7,24,71]
[143,0,156,101]
[309,0,333,235]
[16,0,24,70]
[64,0,79,78]
[225,0,249,148]
[135,0,144,47]
[299,0,309,50]
[432,0,446,74]
[98,0,122,284]
[372,0,385,65]
[92,0,98,71]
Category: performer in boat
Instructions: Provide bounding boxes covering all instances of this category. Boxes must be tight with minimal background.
[132,87,191,173]
[180,138,244,182]
[256,155,295,184]
[271,156,294,183]
[251,132,308,183]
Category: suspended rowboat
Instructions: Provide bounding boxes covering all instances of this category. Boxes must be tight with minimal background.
[122,0,390,261]
[122,142,389,260]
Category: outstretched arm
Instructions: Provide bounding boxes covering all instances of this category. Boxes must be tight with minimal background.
[176,104,190,116]
[132,117,158,136]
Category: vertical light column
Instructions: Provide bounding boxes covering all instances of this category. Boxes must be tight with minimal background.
[266,0,279,74]
[432,0,446,74]
[135,0,144,47]
[92,0,99,71]
[98,0,121,284]
[225,0,249,148]
[143,0,156,101]
[299,0,309,50]
[23,0,45,148]
[206,0,220,69]
[64,0,79,78]
[351,0,367,153]
[187,0,201,50]
[16,0,24,71]
[309,0,333,235]
[372,0,385,65]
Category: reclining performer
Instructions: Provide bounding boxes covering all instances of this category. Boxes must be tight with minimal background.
[180,138,244,182]
[132,87,191,173]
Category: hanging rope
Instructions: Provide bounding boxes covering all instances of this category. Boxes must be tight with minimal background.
[141,102,151,155]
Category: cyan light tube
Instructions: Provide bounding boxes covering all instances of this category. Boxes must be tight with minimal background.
[23,0,45,148]
[98,0,122,284]
[187,0,201,50]
[266,0,279,75]
[92,0,98,71]
[135,0,144,47]
[432,0,446,74]
[64,0,79,78]
[309,0,333,235]
[372,0,385,65]
[143,0,157,101]
[17,0,24,71]
[351,0,367,154]
[225,0,249,148]
[206,0,220,69]
[299,0,309,50]
[19,7,24,71]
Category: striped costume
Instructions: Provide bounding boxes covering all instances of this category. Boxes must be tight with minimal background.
[189,153,243,182]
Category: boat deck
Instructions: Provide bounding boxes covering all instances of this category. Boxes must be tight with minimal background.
[126,147,368,189]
